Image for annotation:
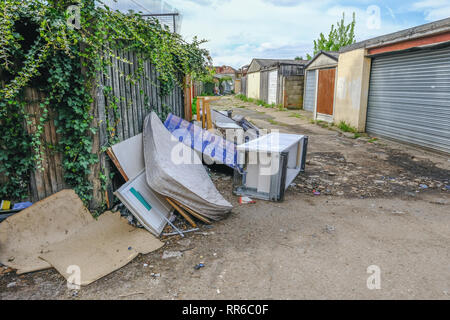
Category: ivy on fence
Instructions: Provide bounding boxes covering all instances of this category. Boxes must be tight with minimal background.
[0,0,211,204]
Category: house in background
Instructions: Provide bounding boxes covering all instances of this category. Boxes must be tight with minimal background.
[214,65,237,94]
[304,51,340,122]
[334,17,450,154]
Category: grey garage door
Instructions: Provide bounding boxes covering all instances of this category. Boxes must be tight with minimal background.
[367,45,450,153]
[304,70,316,112]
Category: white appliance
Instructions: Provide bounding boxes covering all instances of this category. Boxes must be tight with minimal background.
[233,133,308,202]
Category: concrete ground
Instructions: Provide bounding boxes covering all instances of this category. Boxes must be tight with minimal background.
[1,96,449,300]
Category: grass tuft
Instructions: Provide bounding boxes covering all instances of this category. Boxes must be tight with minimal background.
[338,121,358,133]
[236,94,254,103]
[266,119,280,125]
[289,113,303,119]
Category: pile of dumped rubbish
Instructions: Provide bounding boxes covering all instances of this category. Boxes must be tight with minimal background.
[0,103,309,287]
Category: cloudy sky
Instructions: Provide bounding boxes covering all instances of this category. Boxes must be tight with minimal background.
[102,0,450,68]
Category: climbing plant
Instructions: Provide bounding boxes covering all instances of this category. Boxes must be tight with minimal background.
[0,0,211,203]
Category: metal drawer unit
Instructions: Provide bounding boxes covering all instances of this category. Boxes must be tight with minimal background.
[233,133,308,202]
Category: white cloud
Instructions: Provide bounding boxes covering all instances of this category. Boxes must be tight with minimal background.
[102,0,423,68]
[262,0,303,7]
[412,0,450,21]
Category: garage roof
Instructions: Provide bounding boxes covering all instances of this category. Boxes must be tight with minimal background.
[340,17,450,53]
[247,58,308,73]
[305,51,340,68]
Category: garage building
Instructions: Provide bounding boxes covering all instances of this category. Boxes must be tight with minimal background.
[334,17,450,154]
[304,51,339,121]
[259,60,307,108]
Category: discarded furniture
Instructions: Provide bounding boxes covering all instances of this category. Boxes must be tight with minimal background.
[233,133,308,202]
[196,96,220,130]
[164,113,239,169]
[108,113,228,227]
[115,171,175,237]
[144,112,233,221]
[107,134,211,231]
[108,134,183,234]
[232,114,260,139]
[108,133,145,181]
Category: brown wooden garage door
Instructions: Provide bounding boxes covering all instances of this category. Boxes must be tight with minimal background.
[317,68,336,115]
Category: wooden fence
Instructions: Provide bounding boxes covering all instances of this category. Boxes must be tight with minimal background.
[24,88,68,201]
[5,49,186,208]
[98,49,185,141]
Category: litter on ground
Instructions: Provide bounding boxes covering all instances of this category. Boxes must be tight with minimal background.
[0,190,94,274]
[40,211,163,286]
[0,190,163,286]
[239,196,256,204]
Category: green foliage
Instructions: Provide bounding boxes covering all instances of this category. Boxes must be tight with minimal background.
[192,97,197,114]
[315,120,329,128]
[306,12,356,59]
[256,99,279,109]
[236,94,280,109]
[289,113,303,119]
[218,76,232,84]
[0,0,211,203]
[197,67,216,84]
[266,119,281,126]
[338,121,358,133]
[203,82,215,95]
[256,99,266,106]
[236,94,254,103]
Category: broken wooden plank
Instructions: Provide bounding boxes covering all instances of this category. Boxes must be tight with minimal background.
[205,101,213,130]
[106,148,129,182]
[166,198,197,228]
[172,199,212,225]
[196,98,201,122]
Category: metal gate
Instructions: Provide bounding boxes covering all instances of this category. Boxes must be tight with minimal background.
[367,45,450,153]
[304,70,316,112]
[268,70,278,105]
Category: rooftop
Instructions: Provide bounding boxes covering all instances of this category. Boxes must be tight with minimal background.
[305,50,340,68]
[340,17,450,53]
[255,58,309,68]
